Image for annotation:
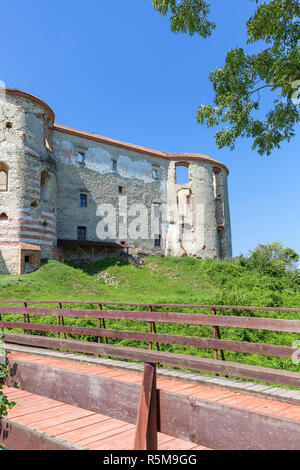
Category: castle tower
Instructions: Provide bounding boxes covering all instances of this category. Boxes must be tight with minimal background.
[0,89,57,274]
[166,157,231,259]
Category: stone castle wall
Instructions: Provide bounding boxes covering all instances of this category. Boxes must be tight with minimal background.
[52,129,169,255]
[0,89,232,274]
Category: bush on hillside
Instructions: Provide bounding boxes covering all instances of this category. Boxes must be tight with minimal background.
[236,242,299,277]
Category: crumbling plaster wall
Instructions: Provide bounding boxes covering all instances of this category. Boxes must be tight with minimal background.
[52,130,232,260]
[53,131,169,254]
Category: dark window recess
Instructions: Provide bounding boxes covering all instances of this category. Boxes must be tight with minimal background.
[118,186,124,194]
[80,194,87,207]
[111,159,117,171]
[154,235,161,247]
[152,167,159,179]
[77,152,85,164]
[77,226,86,240]
[25,256,30,263]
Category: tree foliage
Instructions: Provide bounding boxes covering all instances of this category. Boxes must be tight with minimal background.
[152,0,300,155]
[151,0,215,37]
[239,242,299,275]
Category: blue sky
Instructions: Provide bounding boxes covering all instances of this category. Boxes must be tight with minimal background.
[1,0,299,257]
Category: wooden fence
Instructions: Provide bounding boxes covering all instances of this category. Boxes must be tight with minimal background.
[1,300,300,450]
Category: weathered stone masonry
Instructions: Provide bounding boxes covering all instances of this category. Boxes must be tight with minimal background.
[0,89,232,274]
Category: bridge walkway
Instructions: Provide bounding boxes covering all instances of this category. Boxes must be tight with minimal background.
[3,349,300,450]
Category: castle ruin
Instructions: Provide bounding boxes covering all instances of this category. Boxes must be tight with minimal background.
[0,89,232,274]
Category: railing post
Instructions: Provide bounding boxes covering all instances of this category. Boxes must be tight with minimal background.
[61,314,67,340]
[212,307,226,377]
[98,304,102,344]
[152,321,160,353]
[57,303,61,339]
[23,302,30,335]
[134,362,158,450]
[148,305,153,351]
[57,302,66,339]
[148,306,160,353]
[102,318,108,345]
[98,304,108,345]
[212,308,219,361]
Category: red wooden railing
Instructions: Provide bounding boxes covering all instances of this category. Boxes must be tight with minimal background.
[0,300,300,387]
[1,300,300,450]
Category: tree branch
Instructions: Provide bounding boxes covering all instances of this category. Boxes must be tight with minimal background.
[247,82,290,98]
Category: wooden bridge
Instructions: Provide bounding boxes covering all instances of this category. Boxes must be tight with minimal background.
[1,300,300,450]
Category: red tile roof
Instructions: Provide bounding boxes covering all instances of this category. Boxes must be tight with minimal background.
[4,89,229,174]
[54,124,229,174]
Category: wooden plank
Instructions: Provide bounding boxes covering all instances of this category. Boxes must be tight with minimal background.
[158,392,300,450]
[1,306,300,332]
[5,358,140,425]
[1,321,297,358]
[0,418,87,450]
[134,363,157,450]
[4,334,300,387]
[4,358,300,450]
[0,300,299,313]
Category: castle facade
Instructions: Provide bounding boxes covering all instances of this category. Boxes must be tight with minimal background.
[0,89,232,274]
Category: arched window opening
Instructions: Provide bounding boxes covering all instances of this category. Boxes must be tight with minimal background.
[175,163,189,185]
[0,163,8,191]
[41,171,50,201]
[0,213,8,221]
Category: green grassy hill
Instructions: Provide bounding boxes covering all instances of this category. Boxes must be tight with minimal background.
[0,255,299,307]
[0,254,299,378]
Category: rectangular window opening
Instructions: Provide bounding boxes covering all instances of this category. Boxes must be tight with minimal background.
[152,166,159,179]
[154,235,161,247]
[80,193,87,208]
[176,165,189,184]
[77,226,86,240]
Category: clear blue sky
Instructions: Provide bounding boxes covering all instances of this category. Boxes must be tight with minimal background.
[1,0,299,257]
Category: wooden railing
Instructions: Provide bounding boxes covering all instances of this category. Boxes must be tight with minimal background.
[1,300,300,387]
[1,300,300,450]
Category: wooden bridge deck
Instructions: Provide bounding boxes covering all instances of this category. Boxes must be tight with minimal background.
[4,350,300,450]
